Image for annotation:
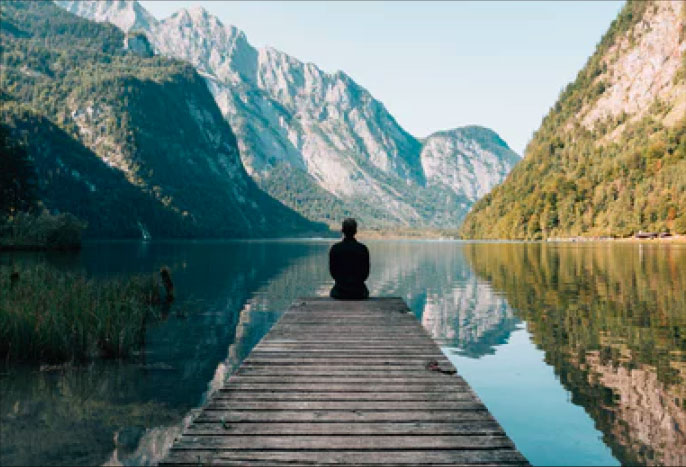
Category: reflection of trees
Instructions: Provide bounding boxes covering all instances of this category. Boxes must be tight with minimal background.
[219,245,333,386]
[0,241,317,466]
[464,243,686,466]
[0,364,183,466]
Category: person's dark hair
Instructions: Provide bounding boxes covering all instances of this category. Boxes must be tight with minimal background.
[342,218,357,238]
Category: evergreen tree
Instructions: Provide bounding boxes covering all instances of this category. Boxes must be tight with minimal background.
[0,125,37,216]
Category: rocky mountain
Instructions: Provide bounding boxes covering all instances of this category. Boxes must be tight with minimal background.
[1,1,321,238]
[56,0,520,228]
[421,126,520,204]
[461,0,686,239]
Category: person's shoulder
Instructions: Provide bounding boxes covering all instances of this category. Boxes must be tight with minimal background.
[357,241,369,252]
[330,240,345,251]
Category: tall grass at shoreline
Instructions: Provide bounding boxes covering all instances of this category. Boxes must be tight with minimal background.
[0,264,164,363]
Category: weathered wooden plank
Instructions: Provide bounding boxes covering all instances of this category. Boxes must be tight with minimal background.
[245,356,450,367]
[171,434,515,450]
[237,367,458,376]
[265,338,436,345]
[267,331,427,336]
[254,344,440,350]
[272,310,411,316]
[162,297,527,466]
[244,353,450,359]
[290,297,408,304]
[278,310,409,315]
[281,312,413,317]
[249,351,446,358]
[261,340,441,346]
[282,312,412,317]
[279,317,422,332]
[195,409,491,423]
[255,340,435,346]
[264,330,424,336]
[206,401,484,411]
[236,366,452,374]
[213,391,476,401]
[218,383,467,392]
[226,376,467,384]
[162,448,528,465]
[264,337,439,342]
[236,367,459,377]
[184,421,504,436]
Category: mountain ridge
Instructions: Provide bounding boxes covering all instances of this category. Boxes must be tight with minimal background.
[2,1,322,238]
[56,0,520,228]
[460,0,686,239]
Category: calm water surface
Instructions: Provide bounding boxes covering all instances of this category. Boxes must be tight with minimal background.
[1,240,684,466]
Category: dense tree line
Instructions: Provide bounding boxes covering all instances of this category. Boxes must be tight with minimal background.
[0,125,37,216]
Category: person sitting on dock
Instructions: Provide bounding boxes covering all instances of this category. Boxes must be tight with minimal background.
[329,218,370,300]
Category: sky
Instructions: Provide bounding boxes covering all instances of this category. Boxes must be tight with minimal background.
[140,1,624,155]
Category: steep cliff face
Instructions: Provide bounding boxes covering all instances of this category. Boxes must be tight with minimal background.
[56,0,520,228]
[2,1,320,237]
[421,126,521,203]
[461,0,686,239]
[577,1,686,130]
[56,0,157,33]
[1,104,183,238]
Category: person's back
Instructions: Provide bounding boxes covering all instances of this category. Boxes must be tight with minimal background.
[329,218,369,300]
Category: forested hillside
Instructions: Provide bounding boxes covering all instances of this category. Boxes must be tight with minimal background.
[461,1,686,239]
[1,1,321,238]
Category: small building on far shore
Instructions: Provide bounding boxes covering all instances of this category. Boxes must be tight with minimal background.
[635,231,658,239]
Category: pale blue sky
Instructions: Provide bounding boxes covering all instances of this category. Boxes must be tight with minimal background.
[140,1,624,154]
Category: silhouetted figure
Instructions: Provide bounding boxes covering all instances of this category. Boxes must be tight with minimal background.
[329,218,370,300]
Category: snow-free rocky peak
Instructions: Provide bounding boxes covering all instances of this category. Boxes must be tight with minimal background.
[56,0,520,228]
[56,0,156,33]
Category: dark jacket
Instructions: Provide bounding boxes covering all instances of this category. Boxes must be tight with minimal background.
[329,237,370,299]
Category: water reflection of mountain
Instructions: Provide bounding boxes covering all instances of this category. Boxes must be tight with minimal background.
[0,241,321,467]
[365,241,519,356]
[464,243,686,466]
[186,240,522,363]
[421,281,517,356]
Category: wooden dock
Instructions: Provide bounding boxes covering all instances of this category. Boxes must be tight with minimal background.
[162,297,528,466]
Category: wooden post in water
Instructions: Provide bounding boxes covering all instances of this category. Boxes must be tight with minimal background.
[161,297,529,466]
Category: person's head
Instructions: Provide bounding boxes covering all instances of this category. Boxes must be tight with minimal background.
[342,218,357,239]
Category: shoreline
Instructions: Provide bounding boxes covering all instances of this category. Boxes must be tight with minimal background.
[358,232,686,243]
[2,233,684,245]
[545,235,686,243]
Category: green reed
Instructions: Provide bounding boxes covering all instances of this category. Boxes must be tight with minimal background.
[0,264,163,363]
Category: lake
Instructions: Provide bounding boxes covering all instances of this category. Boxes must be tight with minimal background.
[1,240,684,466]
